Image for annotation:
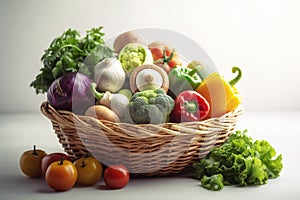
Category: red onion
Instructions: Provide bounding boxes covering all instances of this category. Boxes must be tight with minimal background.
[47,72,95,114]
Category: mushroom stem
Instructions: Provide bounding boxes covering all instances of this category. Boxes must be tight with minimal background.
[144,74,154,83]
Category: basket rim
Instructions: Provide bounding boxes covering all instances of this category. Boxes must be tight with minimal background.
[40,101,244,136]
[41,101,244,122]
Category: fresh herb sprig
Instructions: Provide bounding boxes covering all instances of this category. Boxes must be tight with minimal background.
[30,26,114,94]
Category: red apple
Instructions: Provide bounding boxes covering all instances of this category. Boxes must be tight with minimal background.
[41,153,72,176]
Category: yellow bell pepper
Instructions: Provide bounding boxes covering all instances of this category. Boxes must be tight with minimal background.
[196,67,242,119]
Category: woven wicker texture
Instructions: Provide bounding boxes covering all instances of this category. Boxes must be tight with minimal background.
[41,101,243,176]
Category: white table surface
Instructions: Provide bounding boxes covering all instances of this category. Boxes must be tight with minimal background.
[0,110,299,200]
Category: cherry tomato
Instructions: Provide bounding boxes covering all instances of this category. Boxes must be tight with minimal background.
[150,47,164,61]
[45,158,78,192]
[165,49,182,68]
[19,145,47,177]
[41,152,72,176]
[74,157,103,186]
[103,165,130,189]
[149,43,182,73]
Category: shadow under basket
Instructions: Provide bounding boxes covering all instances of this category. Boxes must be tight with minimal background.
[40,101,243,177]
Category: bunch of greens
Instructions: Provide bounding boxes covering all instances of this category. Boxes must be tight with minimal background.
[30,26,115,94]
[192,130,283,191]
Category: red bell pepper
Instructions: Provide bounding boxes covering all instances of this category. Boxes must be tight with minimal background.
[170,90,210,122]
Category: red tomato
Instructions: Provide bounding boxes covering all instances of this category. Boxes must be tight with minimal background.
[150,47,164,61]
[19,145,47,177]
[45,158,78,192]
[149,42,182,73]
[165,49,182,68]
[103,165,130,189]
[41,153,72,176]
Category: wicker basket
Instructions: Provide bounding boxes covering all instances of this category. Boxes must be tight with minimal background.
[40,101,243,176]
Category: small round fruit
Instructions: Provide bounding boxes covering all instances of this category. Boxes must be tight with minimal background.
[74,157,103,186]
[103,165,130,189]
[45,158,78,192]
[19,145,47,177]
[41,152,71,176]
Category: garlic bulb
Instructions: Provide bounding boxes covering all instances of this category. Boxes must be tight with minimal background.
[94,58,126,92]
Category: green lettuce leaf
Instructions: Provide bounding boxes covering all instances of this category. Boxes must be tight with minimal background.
[192,130,283,191]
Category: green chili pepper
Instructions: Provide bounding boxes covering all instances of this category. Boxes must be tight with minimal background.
[168,65,203,99]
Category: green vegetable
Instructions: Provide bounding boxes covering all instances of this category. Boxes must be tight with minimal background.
[201,174,224,191]
[192,130,283,191]
[30,27,114,94]
[126,88,174,124]
[118,43,153,76]
[80,45,115,78]
[168,65,202,98]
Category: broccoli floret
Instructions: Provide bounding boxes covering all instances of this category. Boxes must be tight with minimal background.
[132,96,148,110]
[127,89,174,124]
[154,88,166,95]
[155,94,175,114]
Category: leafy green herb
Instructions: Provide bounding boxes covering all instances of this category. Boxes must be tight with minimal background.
[30,26,115,94]
[79,45,115,78]
[192,130,283,191]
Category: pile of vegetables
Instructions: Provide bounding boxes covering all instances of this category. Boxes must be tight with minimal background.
[31,26,242,123]
[30,26,283,192]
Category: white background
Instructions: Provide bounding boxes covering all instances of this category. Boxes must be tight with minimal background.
[0,0,300,113]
